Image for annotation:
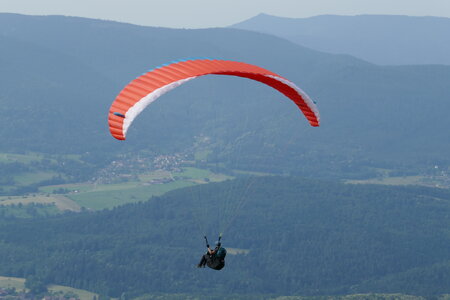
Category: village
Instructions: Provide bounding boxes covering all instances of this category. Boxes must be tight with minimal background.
[91,152,188,185]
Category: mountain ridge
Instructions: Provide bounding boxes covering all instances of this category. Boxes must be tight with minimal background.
[231,13,450,65]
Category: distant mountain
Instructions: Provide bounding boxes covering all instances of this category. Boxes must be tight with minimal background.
[1,13,450,178]
[1,177,449,296]
[231,14,450,65]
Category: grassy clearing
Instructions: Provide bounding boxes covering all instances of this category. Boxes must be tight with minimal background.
[0,203,59,218]
[62,154,83,162]
[139,169,173,181]
[0,276,98,300]
[62,168,232,210]
[0,152,81,164]
[40,183,98,194]
[67,180,195,210]
[47,284,98,300]
[0,152,46,164]
[13,171,57,186]
[178,167,233,183]
[346,176,426,186]
[40,181,143,194]
[232,169,272,176]
[178,167,212,179]
[17,167,232,211]
[0,194,80,211]
[0,275,25,290]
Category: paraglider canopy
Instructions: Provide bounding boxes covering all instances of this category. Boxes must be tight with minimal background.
[108,58,320,140]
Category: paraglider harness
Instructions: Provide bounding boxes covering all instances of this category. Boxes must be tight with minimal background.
[204,235,227,270]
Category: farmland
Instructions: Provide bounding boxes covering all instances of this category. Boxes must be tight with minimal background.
[0,150,233,210]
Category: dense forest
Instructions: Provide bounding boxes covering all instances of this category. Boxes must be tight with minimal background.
[0,177,449,298]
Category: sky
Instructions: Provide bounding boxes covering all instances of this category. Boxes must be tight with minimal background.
[1,0,449,28]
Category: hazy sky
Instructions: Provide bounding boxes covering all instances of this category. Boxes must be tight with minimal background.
[1,0,449,28]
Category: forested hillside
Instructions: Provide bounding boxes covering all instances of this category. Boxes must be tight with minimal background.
[0,13,450,180]
[0,177,449,297]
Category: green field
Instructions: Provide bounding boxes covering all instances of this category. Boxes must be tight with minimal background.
[0,152,78,193]
[0,276,26,290]
[1,166,233,211]
[13,171,57,186]
[0,152,47,164]
[0,194,81,211]
[0,152,81,164]
[36,167,233,210]
[67,180,195,210]
[0,276,98,300]
[178,167,232,183]
[0,152,55,191]
[346,175,427,186]
[345,167,450,189]
[138,169,173,181]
